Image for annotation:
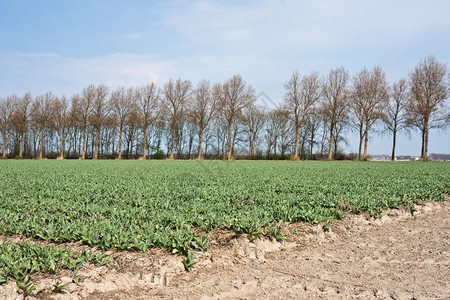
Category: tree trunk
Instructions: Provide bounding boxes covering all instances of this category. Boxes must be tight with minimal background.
[127,137,131,159]
[320,123,327,157]
[227,122,232,160]
[231,128,236,158]
[293,124,300,159]
[127,135,132,159]
[273,137,277,158]
[169,126,175,160]
[81,125,87,160]
[363,122,369,160]
[358,123,364,160]
[197,127,203,160]
[118,124,123,160]
[60,136,65,159]
[2,130,6,158]
[142,127,148,159]
[33,132,37,157]
[188,135,193,159]
[90,133,94,158]
[391,125,397,161]
[73,128,77,158]
[78,130,82,158]
[327,122,335,160]
[111,129,115,157]
[39,128,44,159]
[420,129,425,159]
[93,129,100,160]
[334,131,339,159]
[216,132,220,158]
[100,130,104,157]
[423,120,429,160]
[204,134,208,158]
[300,135,306,160]
[19,133,24,158]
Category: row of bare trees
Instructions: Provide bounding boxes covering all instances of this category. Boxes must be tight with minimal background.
[0,57,448,161]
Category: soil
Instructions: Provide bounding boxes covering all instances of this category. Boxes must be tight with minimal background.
[1,200,449,300]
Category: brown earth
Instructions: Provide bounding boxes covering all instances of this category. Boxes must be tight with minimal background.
[1,200,450,300]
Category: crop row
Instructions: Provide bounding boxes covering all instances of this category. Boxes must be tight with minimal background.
[0,160,448,274]
[0,239,112,296]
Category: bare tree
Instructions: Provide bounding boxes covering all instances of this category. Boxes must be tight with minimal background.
[162,79,192,160]
[351,66,389,160]
[322,67,350,160]
[350,88,365,160]
[220,75,255,160]
[0,96,16,158]
[317,107,330,158]
[212,116,227,158]
[68,94,82,157]
[32,92,56,159]
[305,108,322,159]
[136,83,160,159]
[102,114,117,157]
[80,85,95,159]
[110,86,136,159]
[383,79,409,161]
[188,80,218,159]
[53,95,70,159]
[283,71,321,160]
[265,109,280,157]
[90,84,109,160]
[231,118,245,157]
[408,57,448,160]
[243,104,266,157]
[124,108,140,159]
[184,122,197,158]
[264,108,287,158]
[11,92,33,158]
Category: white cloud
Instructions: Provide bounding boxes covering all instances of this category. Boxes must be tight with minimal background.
[0,52,168,96]
[0,51,292,98]
[162,0,450,51]
[3,0,449,97]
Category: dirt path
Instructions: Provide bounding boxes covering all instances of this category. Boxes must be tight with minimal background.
[1,201,449,299]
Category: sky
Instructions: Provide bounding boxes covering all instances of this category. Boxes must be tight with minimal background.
[0,0,449,156]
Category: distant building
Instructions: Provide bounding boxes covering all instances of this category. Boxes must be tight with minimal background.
[370,155,390,161]
[396,155,417,161]
[369,155,418,161]
[429,153,450,161]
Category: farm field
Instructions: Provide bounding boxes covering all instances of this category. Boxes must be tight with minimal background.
[0,160,449,298]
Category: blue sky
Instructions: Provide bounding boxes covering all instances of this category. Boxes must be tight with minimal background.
[1,0,449,155]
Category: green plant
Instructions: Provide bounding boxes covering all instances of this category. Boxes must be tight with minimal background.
[152,150,165,159]
[72,273,85,285]
[0,241,109,289]
[264,226,286,241]
[16,275,36,299]
[191,234,210,251]
[183,251,197,271]
[53,280,68,293]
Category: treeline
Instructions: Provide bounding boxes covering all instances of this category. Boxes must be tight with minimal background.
[0,57,448,161]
